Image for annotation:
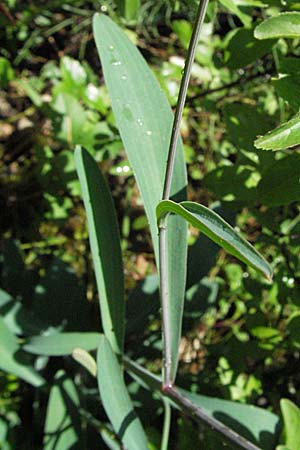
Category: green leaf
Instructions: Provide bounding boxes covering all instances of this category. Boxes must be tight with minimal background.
[254,13,300,40]
[24,332,101,356]
[125,358,280,450]
[219,0,252,28]
[117,0,140,21]
[93,13,187,381]
[52,93,110,152]
[257,154,300,206]
[280,399,300,450]
[156,200,273,280]
[255,115,300,151]
[224,103,273,152]
[31,258,90,332]
[72,348,97,377]
[75,146,124,356]
[44,370,83,450]
[0,317,44,387]
[97,336,149,450]
[225,28,272,70]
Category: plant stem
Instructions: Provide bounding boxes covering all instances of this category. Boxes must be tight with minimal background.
[163,387,261,450]
[160,398,171,450]
[124,358,262,450]
[159,0,210,388]
[162,0,210,200]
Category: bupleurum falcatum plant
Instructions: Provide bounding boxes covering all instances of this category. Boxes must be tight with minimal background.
[72,1,280,449]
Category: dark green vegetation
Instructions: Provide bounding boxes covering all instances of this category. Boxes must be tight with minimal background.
[1,1,300,449]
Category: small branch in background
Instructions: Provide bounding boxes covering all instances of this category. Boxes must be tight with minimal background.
[186,72,271,105]
[0,1,15,25]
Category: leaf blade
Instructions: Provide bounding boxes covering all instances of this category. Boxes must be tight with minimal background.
[0,317,44,387]
[156,200,272,280]
[97,336,149,450]
[75,146,124,355]
[254,12,300,40]
[255,114,300,151]
[24,332,101,356]
[93,13,188,381]
[44,370,83,450]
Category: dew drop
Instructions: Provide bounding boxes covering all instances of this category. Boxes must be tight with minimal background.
[122,104,134,122]
[112,60,122,66]
[137,118,144,126]
[116,167,122,173]
[108,45,114,51]
[146,130,152,136]
[121,74,127,81]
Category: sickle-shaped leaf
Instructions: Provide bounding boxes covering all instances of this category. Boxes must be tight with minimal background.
[24,332,101,356]
[254,12,300,40]
[97,336,149,450]
[156,200,273,280]
[93,14,187,381]
[255,114,300,150]
[75,146,124,356]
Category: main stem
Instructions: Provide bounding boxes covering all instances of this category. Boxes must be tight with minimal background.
[159,0,210,387]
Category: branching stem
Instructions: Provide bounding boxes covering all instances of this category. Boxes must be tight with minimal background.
[124,358,262,450]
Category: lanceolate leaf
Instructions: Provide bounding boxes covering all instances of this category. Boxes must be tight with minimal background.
[255,115,300,150]
[93,14,187,381]
[254,12,300,40]
[24,332,101,356]
[44,370,83,450]
[75,146,124,356]
[156,200,273,280]
[97,336,149,450]
[0,317,44,387]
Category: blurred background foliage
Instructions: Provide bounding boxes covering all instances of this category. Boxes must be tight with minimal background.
[1,0,300,448]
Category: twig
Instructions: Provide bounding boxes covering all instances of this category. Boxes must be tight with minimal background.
[185,73,271,105]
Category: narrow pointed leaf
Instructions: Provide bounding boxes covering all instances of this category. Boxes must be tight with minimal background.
[0,317,44,387]
[24,332,101,356]
[75,146,124,356]
[156,200,272,280]
[97,336,149,450]
[254,12,300,40]
[93,14,187,381]
[255,115,300,150]
[44,370,83,450]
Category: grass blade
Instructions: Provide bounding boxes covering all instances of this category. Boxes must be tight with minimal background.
[24,332,101,356]
[44,370,83,450]
[75,146,124,355]
[93,14,188,381]
[97,336,149,450]
[0,317,44,387]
